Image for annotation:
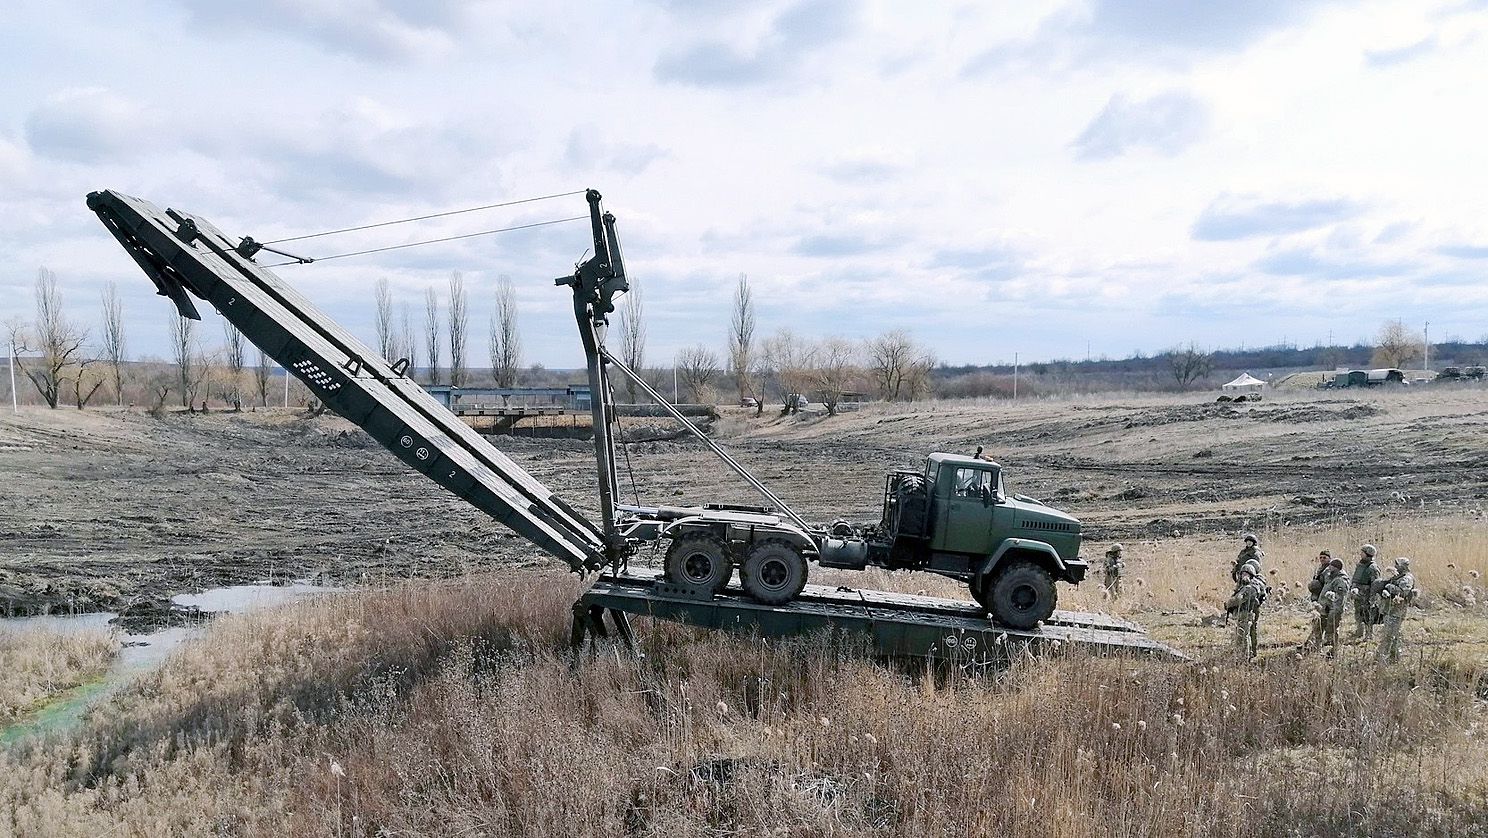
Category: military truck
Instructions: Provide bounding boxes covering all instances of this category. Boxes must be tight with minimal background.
[651,453,1085,629]
[1321,368,1405,389]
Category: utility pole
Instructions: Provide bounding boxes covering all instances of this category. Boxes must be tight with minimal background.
[672,365,678,403]
[1013,352,1018,401]
[283,366,289,408]
[1424,321,1430,372]
[8,337,17,414]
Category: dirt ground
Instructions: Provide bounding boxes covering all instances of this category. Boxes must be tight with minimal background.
[1,387,1485,622]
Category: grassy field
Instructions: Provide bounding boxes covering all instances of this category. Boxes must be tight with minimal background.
[2,516,1486,837]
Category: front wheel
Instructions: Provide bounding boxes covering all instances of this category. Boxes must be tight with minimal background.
[982,561,1057,629]
[740,540,808,605]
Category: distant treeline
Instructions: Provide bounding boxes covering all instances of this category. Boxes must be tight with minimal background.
[932,340,1488,400]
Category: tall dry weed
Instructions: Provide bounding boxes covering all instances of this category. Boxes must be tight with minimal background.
[2,572,1485,837]
[0,629,118,723]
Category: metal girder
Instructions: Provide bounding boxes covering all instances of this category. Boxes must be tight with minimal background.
[86,189,607,572]
[576,570,1187,662]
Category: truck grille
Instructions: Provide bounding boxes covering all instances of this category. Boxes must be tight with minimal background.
[1019,520,1075,533]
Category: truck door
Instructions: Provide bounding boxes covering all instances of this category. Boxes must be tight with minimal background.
[939,466,995,555]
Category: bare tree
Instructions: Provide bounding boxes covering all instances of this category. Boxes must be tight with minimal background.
[617,286,646,402]
[398,302,418,375]
[868,329,935,402]
[761,329,812,414]
[68,359,105,409]
[374,277,395,360]
[223,320,246,410]
[100,281,127,405]
[808,337,862,415]
[447,271,469,386]
[170,315,196,407]
[488,274,522,387]
[1372,320,1423,368]
[727,274,756,404]
[1167,343,1213,388]
[676,344,721,403]
[423,287,441,385]
[11,268,89,409]
[253,348,270,407]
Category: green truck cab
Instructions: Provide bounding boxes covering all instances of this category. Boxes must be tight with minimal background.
[860,453,1086,627]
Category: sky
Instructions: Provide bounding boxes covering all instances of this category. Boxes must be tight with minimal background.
[2,0,1486,370]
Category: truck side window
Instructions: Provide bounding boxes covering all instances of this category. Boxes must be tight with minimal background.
[953,468,990,497]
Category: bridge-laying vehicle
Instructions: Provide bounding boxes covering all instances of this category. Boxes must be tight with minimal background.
[87,188,1170,660]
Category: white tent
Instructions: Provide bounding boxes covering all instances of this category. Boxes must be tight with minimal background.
[1221,372,1266,394]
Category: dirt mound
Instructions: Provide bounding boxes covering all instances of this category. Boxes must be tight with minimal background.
[1251,404,1382,423]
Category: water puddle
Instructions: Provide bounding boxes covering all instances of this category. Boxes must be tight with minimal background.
[0,581,341,746]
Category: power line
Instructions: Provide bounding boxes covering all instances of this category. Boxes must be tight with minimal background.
[262,189,587,245]
[264,216,588,267]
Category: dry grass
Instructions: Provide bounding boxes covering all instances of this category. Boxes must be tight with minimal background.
[1,569,1485,837]
[0,629,118,723]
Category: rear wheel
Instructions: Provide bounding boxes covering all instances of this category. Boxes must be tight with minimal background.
[740,540,809,605]
[664,535,733,594]
[985,560,1056,629]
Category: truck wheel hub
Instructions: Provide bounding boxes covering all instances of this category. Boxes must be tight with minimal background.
[1010,584,1038,610]
[683,553,715,582]
[759,559,789,588]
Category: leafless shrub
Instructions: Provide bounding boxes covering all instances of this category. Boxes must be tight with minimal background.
[675,344,720,403]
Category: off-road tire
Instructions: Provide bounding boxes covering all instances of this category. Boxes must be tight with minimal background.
[740,540,809,605]
[986,560,1056,629]
[664,535,733,595]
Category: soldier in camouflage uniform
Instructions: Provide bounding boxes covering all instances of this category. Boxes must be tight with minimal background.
[1232,534,1263,583]
[1349,544,1380,641]
[1374,557,1417,663]
[1226,566,1264,660]
[1102,543,1125,599]
[1316,559,1351,654]
[1307,549,1332,601]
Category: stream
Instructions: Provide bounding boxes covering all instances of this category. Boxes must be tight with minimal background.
[0,582,341,746]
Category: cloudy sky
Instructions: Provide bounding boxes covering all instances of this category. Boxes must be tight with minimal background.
[2,0,1486,369]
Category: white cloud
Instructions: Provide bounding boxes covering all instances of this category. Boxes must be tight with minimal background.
[1073,91,1209,160]
[2,0,1487,366]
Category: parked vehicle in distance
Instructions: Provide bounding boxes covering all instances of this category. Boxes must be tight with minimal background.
[1320,368,1405,389]
[739,397,758,408]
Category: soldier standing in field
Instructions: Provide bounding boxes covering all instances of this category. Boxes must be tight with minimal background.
[1232,534,1263,583]
[1226,566,1264,660]
[1102,543,1125,599]
[1308,549,1332,601]
[1349,544,1380,641]
[1316,559,1351,654]
[1374,557,1417,663]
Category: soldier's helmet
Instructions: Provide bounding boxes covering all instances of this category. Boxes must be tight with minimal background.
[1242,533,1258,545]
[1240,560,1261,579]
[1239,567,1255,581]
[1361,544,1377,559]
[1109,543,1123,554]
[1318,549,1331,559]
[1394,557,1411,572]
[1328,558,1344,571]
